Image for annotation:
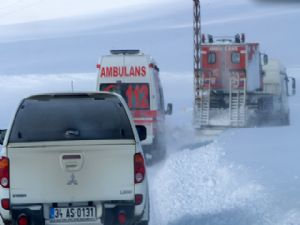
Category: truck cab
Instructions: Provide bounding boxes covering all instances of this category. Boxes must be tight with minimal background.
[96,50,172,163]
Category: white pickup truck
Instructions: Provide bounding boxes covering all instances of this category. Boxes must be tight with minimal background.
[0,92,149,225]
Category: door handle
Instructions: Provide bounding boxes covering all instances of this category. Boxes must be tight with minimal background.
[60,153,84,172]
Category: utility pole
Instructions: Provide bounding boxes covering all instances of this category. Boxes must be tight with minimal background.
[193,0,201,82]
[193,0,202,127]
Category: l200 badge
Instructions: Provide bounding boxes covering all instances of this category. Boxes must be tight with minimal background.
[67,173,78,185]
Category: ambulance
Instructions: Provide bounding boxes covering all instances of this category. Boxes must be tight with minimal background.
[96,50,172,162]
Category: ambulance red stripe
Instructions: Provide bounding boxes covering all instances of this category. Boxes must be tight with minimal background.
[131,110,158,118]
[134,120,156,124]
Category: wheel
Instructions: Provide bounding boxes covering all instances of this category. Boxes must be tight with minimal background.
[153,136,167,162]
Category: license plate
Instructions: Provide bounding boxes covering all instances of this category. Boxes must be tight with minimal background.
[49,206,96,223]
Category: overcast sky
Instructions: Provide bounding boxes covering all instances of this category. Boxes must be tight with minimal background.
[0,0,299,74]
[0,0,298,25]
[0,0,187,25]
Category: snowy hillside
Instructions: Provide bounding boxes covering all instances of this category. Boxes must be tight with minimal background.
[0,0,299,74]
[0,70,299,224]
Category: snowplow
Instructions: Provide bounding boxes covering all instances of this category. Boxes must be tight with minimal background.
[193,34,296,129]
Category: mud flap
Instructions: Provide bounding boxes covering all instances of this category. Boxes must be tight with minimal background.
[11,205,44,225]
[103,204,134,225]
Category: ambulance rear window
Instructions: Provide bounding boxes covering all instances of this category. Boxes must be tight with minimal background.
[100,83,150,110]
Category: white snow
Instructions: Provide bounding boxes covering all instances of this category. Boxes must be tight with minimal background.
[277,210,300,225]
[1,71,300,225]
[149,143,266,225]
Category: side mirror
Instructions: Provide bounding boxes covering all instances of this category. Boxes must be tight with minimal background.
[135,125,147,141]
[165,103,173,115]
[0,129,7,145]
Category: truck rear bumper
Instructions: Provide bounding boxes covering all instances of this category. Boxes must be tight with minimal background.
[10,202,143,225]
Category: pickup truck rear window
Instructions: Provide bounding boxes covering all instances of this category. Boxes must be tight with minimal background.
[9,97,134,143]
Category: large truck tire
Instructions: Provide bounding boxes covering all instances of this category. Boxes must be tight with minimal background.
[152,137,167,162]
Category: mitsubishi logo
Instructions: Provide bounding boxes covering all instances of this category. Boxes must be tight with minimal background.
[67,173,78,185]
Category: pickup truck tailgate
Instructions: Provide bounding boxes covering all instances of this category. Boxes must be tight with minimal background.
[8,140,136,204]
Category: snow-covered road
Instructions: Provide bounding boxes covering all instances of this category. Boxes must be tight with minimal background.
[149,70,300,225]
[0,71,300,224]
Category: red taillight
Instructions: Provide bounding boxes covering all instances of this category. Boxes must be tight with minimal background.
[0,157,9,188]
[134,153,145,184]
[135,194,143,205]
[96,64,101,69]
[1,198,10,210]
[18,214,28,225]
[117,211,126,224]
